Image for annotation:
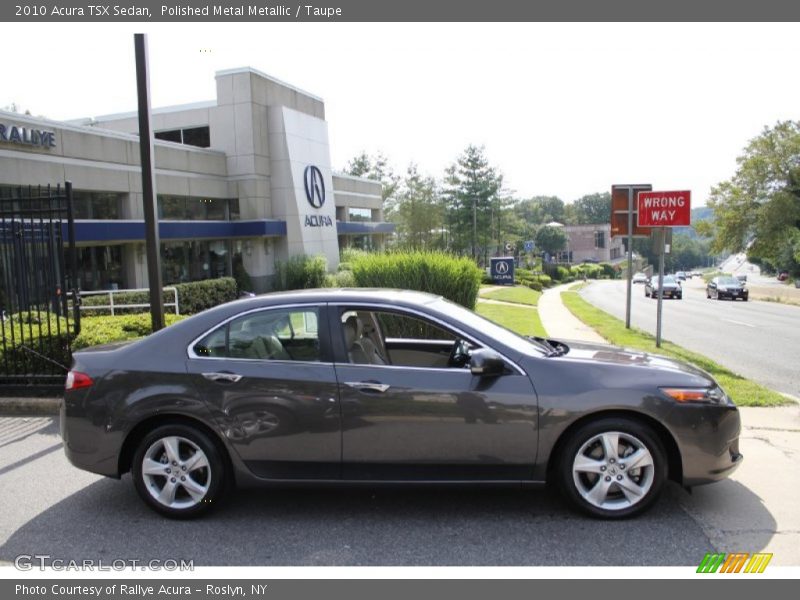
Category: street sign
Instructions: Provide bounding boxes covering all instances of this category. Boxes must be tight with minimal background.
[610,184,652,237]
[637,190,691,227]
[490,257,515,285]
[523,240,535,252]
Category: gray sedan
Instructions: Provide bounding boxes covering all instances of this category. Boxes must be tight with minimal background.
[61,289,742,519]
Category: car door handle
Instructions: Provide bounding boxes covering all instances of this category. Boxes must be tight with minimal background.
[344,381,390,393]
[202,372,243,384]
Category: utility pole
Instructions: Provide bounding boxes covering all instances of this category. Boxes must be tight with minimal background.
[134,33,165,331]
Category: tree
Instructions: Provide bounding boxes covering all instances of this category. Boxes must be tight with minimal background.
[393,164,443,249]
[566,192,611,225]
[707,121,800,275]
[443,145,504,261]
[535,225,567,256]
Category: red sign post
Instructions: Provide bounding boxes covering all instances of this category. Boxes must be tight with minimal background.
[637,189,692,349]
[637,190,691,227]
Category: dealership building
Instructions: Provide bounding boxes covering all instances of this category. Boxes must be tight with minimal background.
[0,67,392,292]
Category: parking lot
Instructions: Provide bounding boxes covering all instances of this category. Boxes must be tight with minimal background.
[0,408,797,566]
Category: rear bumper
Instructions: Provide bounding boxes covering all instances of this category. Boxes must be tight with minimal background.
[60,390,123,478]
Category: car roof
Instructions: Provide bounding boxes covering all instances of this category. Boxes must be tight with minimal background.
[222,288,444,311]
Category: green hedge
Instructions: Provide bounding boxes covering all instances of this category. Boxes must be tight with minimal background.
[0,311,72,373]
[273,255,328,291]
[350,251,482,309]
[80,277,237,316]
[73,314,185,350]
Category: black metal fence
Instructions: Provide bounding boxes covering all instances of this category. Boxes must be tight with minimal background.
[0,183,78,392]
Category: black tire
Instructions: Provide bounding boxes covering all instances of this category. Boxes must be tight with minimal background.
[132,423,229,519]
[556,417,667,519]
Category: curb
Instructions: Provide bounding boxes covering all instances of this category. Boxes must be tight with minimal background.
[0,397,61,416]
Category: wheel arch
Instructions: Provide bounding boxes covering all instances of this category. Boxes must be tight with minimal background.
[119,413,234,479]
[545,409,683,484]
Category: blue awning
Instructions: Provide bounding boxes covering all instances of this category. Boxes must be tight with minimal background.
[68,219,287,243]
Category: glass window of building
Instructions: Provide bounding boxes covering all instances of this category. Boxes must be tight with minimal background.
[154,126,210,148]
[72,191,122,220]
[71,245,123,291]
[161,240,231,285]
[157,196,239,221]
[348,208,372,222]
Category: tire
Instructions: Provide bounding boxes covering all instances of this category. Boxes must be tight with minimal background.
[132,424,229,519]
[556,418,667,519]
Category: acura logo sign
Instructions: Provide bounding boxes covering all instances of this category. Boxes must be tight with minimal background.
[304,165,325,209]
[495,261,509,274]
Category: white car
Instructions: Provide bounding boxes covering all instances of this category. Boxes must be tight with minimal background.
[632,272,648,284]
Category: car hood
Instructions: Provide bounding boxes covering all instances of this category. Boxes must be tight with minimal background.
[553,339,713,382]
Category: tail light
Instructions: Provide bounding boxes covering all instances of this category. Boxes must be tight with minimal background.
[65,370,93,390]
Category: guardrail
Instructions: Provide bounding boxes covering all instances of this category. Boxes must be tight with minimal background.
[77,287,180,316]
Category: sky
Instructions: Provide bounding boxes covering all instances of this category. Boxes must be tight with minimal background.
[2,22,799,206]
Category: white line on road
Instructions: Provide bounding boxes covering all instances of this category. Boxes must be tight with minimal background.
[721,318,755,328]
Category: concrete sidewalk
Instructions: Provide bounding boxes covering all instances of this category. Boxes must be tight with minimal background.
[537,283,607,344]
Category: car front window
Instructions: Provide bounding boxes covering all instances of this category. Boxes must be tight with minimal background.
[431,297,548,357]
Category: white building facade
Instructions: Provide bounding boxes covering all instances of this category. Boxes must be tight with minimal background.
[0,67,391,292]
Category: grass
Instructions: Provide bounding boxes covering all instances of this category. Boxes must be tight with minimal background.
[560,290,790,407]
[479,285,542,306]
[475,300,547,338]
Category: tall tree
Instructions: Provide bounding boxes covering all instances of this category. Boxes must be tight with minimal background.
[535,225,568,256]
[707,121,800,275]
[566,192,611,225]
[443,145,503,261]
[393,164,443,249]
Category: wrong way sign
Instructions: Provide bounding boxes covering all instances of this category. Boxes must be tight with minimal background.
[637,190,691,227]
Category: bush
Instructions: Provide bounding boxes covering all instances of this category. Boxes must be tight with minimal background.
[350,251,482,309]
[0,311,72,373]
[599,263,616,279]
[536,274,553,287]
[80,277,237,316]
[73,314,185,350]
[273,255,328,291]
[528,281,543,292]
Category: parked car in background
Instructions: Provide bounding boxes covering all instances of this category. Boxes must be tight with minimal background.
[645,275,682,299]
[632,272,648,284]
[777,271,789,281]
[707,276,748,301]
[735,273,747,283]
[61,288,742,520]
[675,271,687,281]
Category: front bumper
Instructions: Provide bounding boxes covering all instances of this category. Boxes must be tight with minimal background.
[667,403,743,486]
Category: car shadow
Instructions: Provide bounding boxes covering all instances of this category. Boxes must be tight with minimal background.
[0,475,736,566]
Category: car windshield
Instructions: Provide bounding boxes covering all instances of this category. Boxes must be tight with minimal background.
[660,276,676,284]
[718,277,739,285]
[432,297,548,357]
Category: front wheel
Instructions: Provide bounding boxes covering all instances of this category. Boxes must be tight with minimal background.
[557,418,667,518]
[132,424,228,518]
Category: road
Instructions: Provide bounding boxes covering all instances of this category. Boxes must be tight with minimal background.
[580,278,800,398]
[0,417,716,567]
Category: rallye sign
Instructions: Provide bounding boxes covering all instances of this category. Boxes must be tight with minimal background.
[637,190,691,227]
[0,123,56,149]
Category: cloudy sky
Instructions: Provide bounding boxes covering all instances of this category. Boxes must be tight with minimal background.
[2,22,798,205]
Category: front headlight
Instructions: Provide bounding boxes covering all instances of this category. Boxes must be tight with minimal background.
[661,385,730,405]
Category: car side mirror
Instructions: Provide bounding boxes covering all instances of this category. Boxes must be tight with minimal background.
[470,349,505,377]
[709,282,716,288]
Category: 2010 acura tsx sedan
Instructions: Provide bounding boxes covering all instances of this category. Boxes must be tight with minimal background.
[61,289,742,519]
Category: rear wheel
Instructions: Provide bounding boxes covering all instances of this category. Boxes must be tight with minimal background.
[132,424,228,518]
[557,418,667,518]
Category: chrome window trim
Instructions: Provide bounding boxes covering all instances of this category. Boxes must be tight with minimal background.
[186,302,325,361]
[331,301,527,376]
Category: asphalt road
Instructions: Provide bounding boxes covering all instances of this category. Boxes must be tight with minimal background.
[0,416,717,567]
[580,278,800,398]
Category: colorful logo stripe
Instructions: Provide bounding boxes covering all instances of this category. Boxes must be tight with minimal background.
[697,553,772,573]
